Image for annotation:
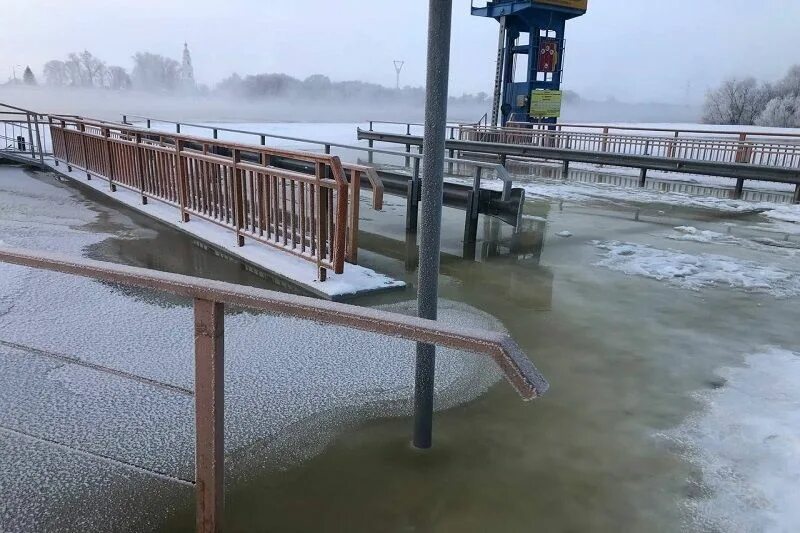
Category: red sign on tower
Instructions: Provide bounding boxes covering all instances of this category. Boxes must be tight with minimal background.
[537,38,560,73]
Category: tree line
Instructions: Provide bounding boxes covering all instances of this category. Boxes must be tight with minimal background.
[14,48,577,106]
[703,65,800,127]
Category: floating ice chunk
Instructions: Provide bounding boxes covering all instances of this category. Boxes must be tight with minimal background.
[591,240,800,297]
[555,230,573,237]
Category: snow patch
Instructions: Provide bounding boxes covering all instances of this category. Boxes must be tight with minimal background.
[666,226,739,244]
[661,348,800,533]
[591,240,800,297]
[555,230,573,238]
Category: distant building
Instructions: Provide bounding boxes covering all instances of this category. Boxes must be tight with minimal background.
[179,42,195,91]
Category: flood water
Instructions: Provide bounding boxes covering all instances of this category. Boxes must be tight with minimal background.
[77,168,794,531]
[4,161,799,532]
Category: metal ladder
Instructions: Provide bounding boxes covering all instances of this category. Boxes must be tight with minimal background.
[490,16,506,128]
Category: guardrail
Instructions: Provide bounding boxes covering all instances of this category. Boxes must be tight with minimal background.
[49,116,357,280]
[506,120,800,141]
[0,103,48,165]
[458,124,800,169]
[0,245,548,533]
[357,128,800,203]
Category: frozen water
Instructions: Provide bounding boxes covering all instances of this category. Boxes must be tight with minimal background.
[555,230,573,237]
[662,348,800,533]
[591,240,800,298]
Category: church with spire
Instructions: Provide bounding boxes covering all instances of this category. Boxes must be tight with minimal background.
[179,42,195,91]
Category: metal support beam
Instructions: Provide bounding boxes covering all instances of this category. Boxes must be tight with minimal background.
[194,298,225,533]
[734,178,744,199]
[413,0,452,450]
[639,168,647,187]
[562,159,569,179]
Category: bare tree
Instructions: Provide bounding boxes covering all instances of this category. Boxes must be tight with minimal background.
[131,52,181,92]
[702,77,771,125]
[43,60,68,86]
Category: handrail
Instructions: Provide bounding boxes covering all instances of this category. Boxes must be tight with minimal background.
[506,120,800,139]
[0,245,547,532]
[49,115,352,278]
[120,113,510,200]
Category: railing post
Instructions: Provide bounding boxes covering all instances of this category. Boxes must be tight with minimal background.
[176,139,190,222]
[79,123,91,179]
[368,139,374,163]
[316,163,328,281]
[48,116,58,166]
[61,120,72,172]
[25,113,36,160]
[103,128,116,192]
[134,133,147,204]
[176,123,181,134]
[324,144,331,154]
[33,114,44,165]
[639,168,648,187]
[346,168,360,264]
[146,118,151,129]
[735,132,748,163]
[193,298,225,533]
[232,149,245,246]
[667,131,679,158]
[601,127,609,152]
[793,183,800,204]
[213,128,218,140]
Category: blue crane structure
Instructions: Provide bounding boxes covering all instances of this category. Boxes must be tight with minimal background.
[471,0,588,126]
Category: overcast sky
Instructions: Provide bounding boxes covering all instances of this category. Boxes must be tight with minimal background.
[3,0,800,104]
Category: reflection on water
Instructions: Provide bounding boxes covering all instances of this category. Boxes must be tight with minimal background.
[506,159,797,204]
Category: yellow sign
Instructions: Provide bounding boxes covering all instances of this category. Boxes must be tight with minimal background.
[535,0,588,11]
[530,90,563,118]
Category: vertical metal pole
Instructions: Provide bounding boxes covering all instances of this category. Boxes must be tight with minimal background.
[413,0,452,450]
[33,114,44,165]
[194,298,225,533]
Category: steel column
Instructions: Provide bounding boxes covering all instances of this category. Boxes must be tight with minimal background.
[194,298,225,533]
[413,0,452,450]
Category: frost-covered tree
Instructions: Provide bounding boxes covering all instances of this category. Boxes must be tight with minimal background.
[131,52,181,92]
[702,77,771,125]
[22,66,36,86]
[42,51,106,87]
[105,66,132,90]
[773,65,800,99]
[756,95,800,128]
[43,60,67,86]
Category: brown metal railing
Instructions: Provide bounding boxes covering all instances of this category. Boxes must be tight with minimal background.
[0,245,547,532]
[49,116,361,280]
[459,124,800,169]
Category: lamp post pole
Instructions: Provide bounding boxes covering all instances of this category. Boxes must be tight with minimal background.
[413,0,453,450]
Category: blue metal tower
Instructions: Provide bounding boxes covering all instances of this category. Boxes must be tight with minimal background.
[471,0,587,126]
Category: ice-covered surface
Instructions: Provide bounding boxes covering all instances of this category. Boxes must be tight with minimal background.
[450,174,800,228]
[661,347,800,533]
[31,157,404,298]
[0,166,503,531]
[590,240,800,298]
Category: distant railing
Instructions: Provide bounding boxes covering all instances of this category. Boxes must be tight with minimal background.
[458,124,800,169]
[49,116,356,280]
[0,245,548,533]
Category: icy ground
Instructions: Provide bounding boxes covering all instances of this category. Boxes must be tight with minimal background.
[661,348,800,533]
[450,175,800,230]
[0,167,502,532]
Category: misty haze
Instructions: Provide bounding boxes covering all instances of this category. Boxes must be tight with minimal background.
[1,1,799,532]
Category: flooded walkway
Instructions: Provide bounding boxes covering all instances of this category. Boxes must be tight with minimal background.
[2,158,800,531]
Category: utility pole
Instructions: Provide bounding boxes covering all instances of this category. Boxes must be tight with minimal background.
[393,60,405,90]
[413,0,452,450]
